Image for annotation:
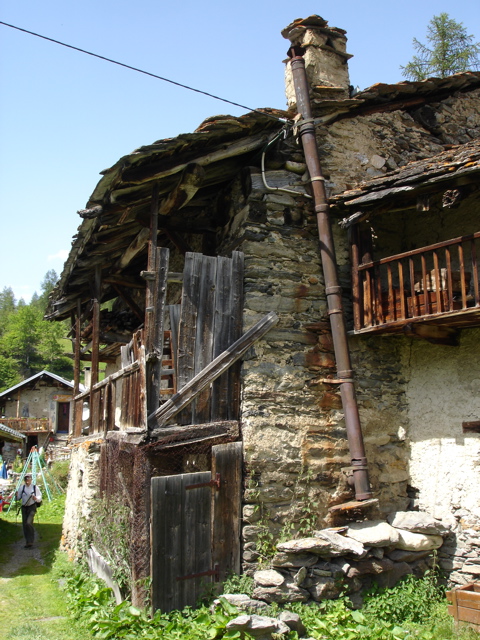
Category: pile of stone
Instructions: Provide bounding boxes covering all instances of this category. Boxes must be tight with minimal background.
[249,512,448,606]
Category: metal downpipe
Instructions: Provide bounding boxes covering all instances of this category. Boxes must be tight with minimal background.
[288,48,372,501]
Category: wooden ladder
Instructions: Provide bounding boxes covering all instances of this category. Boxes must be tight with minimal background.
[160,330,176,397]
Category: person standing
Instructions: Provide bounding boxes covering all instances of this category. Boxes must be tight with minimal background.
[17,473,42,548]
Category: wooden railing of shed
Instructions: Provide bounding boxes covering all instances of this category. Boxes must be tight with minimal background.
[1,417,52,432]
[73,331,146,437]
[352,231,480,330]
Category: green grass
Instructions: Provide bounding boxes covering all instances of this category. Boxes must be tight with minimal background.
[0,495,93,639]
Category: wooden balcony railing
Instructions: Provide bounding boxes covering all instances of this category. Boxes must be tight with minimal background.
[353,231,480,331]
[73,334,147,437]
[0,417,52,432]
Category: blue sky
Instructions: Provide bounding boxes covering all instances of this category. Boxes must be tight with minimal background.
[1,0,479,303]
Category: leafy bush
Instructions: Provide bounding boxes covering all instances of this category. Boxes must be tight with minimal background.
[221,573,255,597]
[49,459,70,489]
[56,554,246,640]
[363,568,445,625]
[80,496,133,596]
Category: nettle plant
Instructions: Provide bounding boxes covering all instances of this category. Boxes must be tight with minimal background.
[81,496,133,595]
[248,466,321,567]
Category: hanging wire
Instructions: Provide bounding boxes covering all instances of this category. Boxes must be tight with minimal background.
[0,21,288,124]
[261,124,312,198]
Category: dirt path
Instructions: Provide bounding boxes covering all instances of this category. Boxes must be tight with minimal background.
[0,533,45,579]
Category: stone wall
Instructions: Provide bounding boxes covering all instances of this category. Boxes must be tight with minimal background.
[61,437,102,557]
[216,83,480,580]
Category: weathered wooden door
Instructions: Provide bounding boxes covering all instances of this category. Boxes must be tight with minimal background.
[150,441,242,613]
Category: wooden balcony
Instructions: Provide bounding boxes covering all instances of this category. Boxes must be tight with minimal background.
[0,417,52,432]
[72,330,176,437]
[352,231,480,336]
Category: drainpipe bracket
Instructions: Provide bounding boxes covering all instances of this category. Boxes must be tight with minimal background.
[326,285,342,295]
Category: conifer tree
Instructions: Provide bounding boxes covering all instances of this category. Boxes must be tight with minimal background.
[401,13,480,80]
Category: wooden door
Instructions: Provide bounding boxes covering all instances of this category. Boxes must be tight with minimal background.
[151,471,212,613]
[150,442,242,613]
[57,402,70,433]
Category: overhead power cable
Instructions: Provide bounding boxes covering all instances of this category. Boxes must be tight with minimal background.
[0,20,287,124]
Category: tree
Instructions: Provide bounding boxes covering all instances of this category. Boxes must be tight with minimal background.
[401,13,480,80]
[0,287,16,337]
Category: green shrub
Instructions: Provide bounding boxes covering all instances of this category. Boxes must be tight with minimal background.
[49,459,70,489]
[221,573,255,597]
[363,568,445,625]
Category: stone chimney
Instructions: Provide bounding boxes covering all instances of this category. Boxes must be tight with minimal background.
[282,15,352,109]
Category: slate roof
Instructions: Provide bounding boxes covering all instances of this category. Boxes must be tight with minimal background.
[0,423,26,442]
[0,370,74,400]
[46,70,480,321]
[331,138,480,226]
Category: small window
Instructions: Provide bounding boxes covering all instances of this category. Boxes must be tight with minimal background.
[462,421,480,434]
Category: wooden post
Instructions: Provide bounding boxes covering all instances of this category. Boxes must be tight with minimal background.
[212,442,242,584]
[349,226,362,331]
[146,248,169,417]
[90,298,100,434]
[144,184,159,354]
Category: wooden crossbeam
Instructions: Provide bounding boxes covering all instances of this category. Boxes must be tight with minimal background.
[147,311,279,428]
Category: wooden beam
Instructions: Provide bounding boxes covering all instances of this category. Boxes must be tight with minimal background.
[122,133,270,185]
[147,311,279,428]
[114,227,150,271]
[158,163,205,216]
[164,229,193,256]
[112,284,144,323]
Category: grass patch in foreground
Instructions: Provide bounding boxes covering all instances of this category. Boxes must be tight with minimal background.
[54,557,480,640]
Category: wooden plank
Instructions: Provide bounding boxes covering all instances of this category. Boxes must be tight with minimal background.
[193,256,217,423]
[211,257,233,421]
[212,442,242,583]
[177,253,203,424]
[446,248,453,311]
[150,420,239,445]
[151,472,212,613]
[183,471,212,607]
[158,163,205,215]
[374,266,383,325]
[455,589,480,605]
[144,184,159,351]
[471,238,479,306]
[409,258,417,316]
[456,606,480,626]
[364,271,372,327]
[349,226,362,331]
[398,261,406,320]
[148,311,279,428]
[458,244,468,308]
[151,474,184,613]
[432,251,442,313]
[228,252,244,421]
[358,231,480,270]
[387,264,394,321]
[147,247,170,416]
[421,254,430,315]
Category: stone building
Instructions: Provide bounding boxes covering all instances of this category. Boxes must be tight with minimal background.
[0,370,74,453]
[47,16,480,608]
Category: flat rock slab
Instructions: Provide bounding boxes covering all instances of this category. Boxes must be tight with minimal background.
[254,569,285,587]
[214,594,269,612]
[226,614,290,638]
[387,511,449,536]
[346,520,400,547]
[395,529,443,551]
[313,529,366,557]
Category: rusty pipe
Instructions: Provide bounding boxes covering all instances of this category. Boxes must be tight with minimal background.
[288,48,372,501]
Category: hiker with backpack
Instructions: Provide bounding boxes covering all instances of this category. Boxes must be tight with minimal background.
[17,473,42,548]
